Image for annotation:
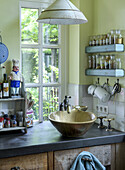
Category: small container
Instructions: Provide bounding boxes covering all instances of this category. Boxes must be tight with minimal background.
[96,55,101,69]
[92,36,96,46]
[88,56,92,69]
[104,55,110,69]
[99,35,103,46]
[16,111,23,127]
[92,55,96,69]
[116,30,123,44]
[0,83,2,99]
[89,36,92,46]
[116,58,121,69]
[10,115,17,127]
[0,117,4,129]
[102,34,106,45]
[26,109,34,127]
[109,55,113,69]
[4,118,10,128]
[100,56,105,69]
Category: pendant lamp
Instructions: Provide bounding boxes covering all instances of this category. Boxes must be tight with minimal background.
[37,0,88,25]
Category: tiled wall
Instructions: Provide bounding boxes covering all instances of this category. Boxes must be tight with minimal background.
[68,84,125,132]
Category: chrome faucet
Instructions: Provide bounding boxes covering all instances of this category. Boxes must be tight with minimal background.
[59,96,71,113]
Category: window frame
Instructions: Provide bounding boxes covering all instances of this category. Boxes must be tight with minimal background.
[19,1,68,122]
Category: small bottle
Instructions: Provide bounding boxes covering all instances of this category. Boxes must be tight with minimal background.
[92,55,96,69]
[96,55,101,69]
[2,74,9,98]
[0,83,2,99]
[116,58,121,69]
[109,55,114,69]
[116,30,123,44]
[100,56,105,69]
[4,117,10,128]
[0,117,3,129]
[105,55,110,69]
[92,36,96,46]
[102,34,106,45]
[99,35,103,46]
[88,56,92,69]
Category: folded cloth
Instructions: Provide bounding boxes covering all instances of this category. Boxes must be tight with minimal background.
[70,151,106,170]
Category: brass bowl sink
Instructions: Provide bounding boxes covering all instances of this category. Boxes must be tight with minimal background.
[48,109,97,137]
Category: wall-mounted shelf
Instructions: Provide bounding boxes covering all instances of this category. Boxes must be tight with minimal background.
[85,44,124,53]
[85,69,124,77]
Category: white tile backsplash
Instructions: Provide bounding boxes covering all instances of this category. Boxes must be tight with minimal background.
[68,83,125,132]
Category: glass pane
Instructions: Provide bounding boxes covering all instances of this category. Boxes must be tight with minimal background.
[43,48,59,83]
[43,87,59,121]
[43,24,59,45]
[21,8,38,44]
[22,48,39,83]
[26,87,39,120]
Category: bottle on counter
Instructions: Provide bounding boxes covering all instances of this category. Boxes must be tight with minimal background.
[2,73,9,98]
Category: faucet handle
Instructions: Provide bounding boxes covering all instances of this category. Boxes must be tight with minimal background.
[104,118,115,131]
[97,116,107,129]
[65,96,71,99]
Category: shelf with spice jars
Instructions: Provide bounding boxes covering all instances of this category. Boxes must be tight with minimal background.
[85,29,125,77]
[0,88,27,133]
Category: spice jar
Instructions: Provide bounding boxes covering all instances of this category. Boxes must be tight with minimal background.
[116,58,121,69]
[100,56,105,69]
[116,30,123,44]
[92,55,96,69]
[10,115,17,127]
[99,35,103,46]
[105,55,110,69]
[0,117,4,129]
[4,117,10,128]
[96,55,101,69]
[88,56,92,69]
[102,34,106,45]
[109,55,113,69]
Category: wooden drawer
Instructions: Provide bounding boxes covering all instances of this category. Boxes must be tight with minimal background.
[0,153,47,170]
[54,145,111,170]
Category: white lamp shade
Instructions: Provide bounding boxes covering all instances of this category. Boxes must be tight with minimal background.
[37,0,88,25]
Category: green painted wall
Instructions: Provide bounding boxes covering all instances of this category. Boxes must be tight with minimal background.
[92,0,125,87]
[0,0,20,76]
[69,0,125,88]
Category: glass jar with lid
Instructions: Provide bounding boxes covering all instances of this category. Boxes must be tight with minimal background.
[102,34,106,45]
[96,55,101,69]
[116,30,123,44]
[92,55,96,69]
[88,56,92,69]
[104,55,110,69]
[92,36,96,46]
[99,35,103,46]
[100,55,105,69]
[116,58,121,69]
[109,55,113,69]
[89,36,93,46]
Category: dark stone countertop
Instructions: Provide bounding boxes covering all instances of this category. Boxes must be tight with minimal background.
[0,121,125,159]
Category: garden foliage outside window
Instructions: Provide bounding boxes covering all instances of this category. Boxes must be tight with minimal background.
[20,4,65,122]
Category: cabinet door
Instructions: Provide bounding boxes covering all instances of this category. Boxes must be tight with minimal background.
[54,145,111,170]
[0,153,47,170]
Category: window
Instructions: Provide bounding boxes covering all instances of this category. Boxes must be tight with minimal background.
[20,2,67,122]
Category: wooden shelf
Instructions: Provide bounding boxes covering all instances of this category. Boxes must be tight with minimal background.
[85,69,124,77]
[0,127,26,132]
[0,97,25,102]
[85,44,124,53]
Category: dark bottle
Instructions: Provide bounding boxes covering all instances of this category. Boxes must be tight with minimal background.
[3,74,9,98]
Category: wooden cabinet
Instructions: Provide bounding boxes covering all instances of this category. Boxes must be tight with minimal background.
[0,143,125,170]
[0,153,47,170]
